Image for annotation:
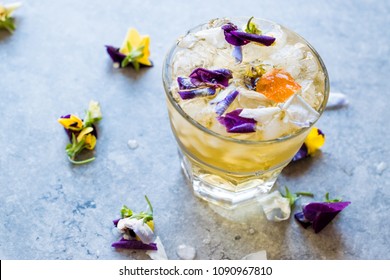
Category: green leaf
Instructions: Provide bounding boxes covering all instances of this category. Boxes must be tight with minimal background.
[245,16,262,35]
[0,17,16,33]
[121,205,133,218]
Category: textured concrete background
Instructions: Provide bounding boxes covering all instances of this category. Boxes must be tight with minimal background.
[0,0,389,259]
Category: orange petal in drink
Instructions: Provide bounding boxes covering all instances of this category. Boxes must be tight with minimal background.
[256,69,301,102]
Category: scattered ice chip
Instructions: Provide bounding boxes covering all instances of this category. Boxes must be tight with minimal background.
[242,250,267,260]
[127,139,139,150]
[258,191,291,221]
[326,92,348,109]
[376,162,387,175]
[176,244,196,260]
[146,236,168,260]
[248,228,256,235]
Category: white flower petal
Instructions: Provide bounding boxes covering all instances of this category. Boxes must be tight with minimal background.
[146,236,168,260]
[258,191,291,222]
[131,219,155,244]
[326,92,348,109]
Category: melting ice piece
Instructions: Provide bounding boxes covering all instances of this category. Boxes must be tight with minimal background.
[242,250,267,260]
[127,139,139,149]
[282,94,320,127]
[237,87,271,109]
[326,92,348,109]
[176,244,197,260]
[258,191,291,222]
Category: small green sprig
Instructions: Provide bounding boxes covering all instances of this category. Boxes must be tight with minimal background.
[0,3,21,33]
[283,186,314,207]
[245,16,262,35]
[324,192,342,203]
[120,196,153,224]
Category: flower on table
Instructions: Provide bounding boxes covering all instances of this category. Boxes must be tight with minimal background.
[112,195,168,258]
[221,17,275,63]
[292,127,325,161]
[57,100,102,165]
[106,28,152,71]
[177,67,232,100]
[0,2,21,33]
[294,193,351,233]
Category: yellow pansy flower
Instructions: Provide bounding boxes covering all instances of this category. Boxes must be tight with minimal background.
[0,2,21,32]
[304,127,325,155]
[58,114,83,131]
[119,28,152,70]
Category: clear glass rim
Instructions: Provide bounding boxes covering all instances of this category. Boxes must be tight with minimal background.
[162,17,330,145]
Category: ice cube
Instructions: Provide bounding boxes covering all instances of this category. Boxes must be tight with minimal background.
[239,107,282,124]
[282,94,319,127]
[194,27,227,48]
[236,87,272,109]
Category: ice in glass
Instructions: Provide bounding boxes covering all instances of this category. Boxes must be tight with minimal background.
[162,17,329,208]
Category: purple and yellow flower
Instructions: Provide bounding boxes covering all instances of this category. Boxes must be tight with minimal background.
[112,196,157,250]
[58,101,102,165]
[0,2,21,33]
[177,68,232,100]
[294,195,351,233]
[293,127,325,161]
[106,28,152,71]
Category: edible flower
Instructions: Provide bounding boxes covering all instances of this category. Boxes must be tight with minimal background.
[282,186,314,207]
[112,196,157,250]
[106,27,152,70]
[292,127,325,161]
[211,89,239,116]
[294,193,351,233]
[221,19,275,63]
[217,109,256,133]
[177,68,232,100]
[58,100,102,165]
[0,2,21,33]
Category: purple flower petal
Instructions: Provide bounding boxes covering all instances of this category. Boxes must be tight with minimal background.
[292,143,308,161]
[113,218,120,227]
[189,68,233,88]
[112,238,158,250]
[232,46,243,63]
[218,109,257,133]
[221,23,276,47]
[298,201,351,233]
[105,45,126,64]
[230,31,276,46]
[215,90,239,116]
[177,77,197,90]
[178,87,216,100]
[222,23,248,46]
[294,212,312,229]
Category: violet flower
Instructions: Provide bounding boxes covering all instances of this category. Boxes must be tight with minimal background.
[221,22,276,62]
[294,200,351,233]
[217,109,257,133]
[177,68,232,100]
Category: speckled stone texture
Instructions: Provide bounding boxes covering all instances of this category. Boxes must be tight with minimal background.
[0,0,389,260]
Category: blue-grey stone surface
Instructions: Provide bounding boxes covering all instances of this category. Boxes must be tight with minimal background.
[0,0,389,260]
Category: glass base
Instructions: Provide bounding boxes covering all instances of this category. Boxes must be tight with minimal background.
[179,150,285,209]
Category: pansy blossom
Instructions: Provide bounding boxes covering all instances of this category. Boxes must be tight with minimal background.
[292,127,325,161]
[0,2,21,33]
[58,101,102,165]
[294,193,351,233]
[112,196,157,251]
[106,28,153,70]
